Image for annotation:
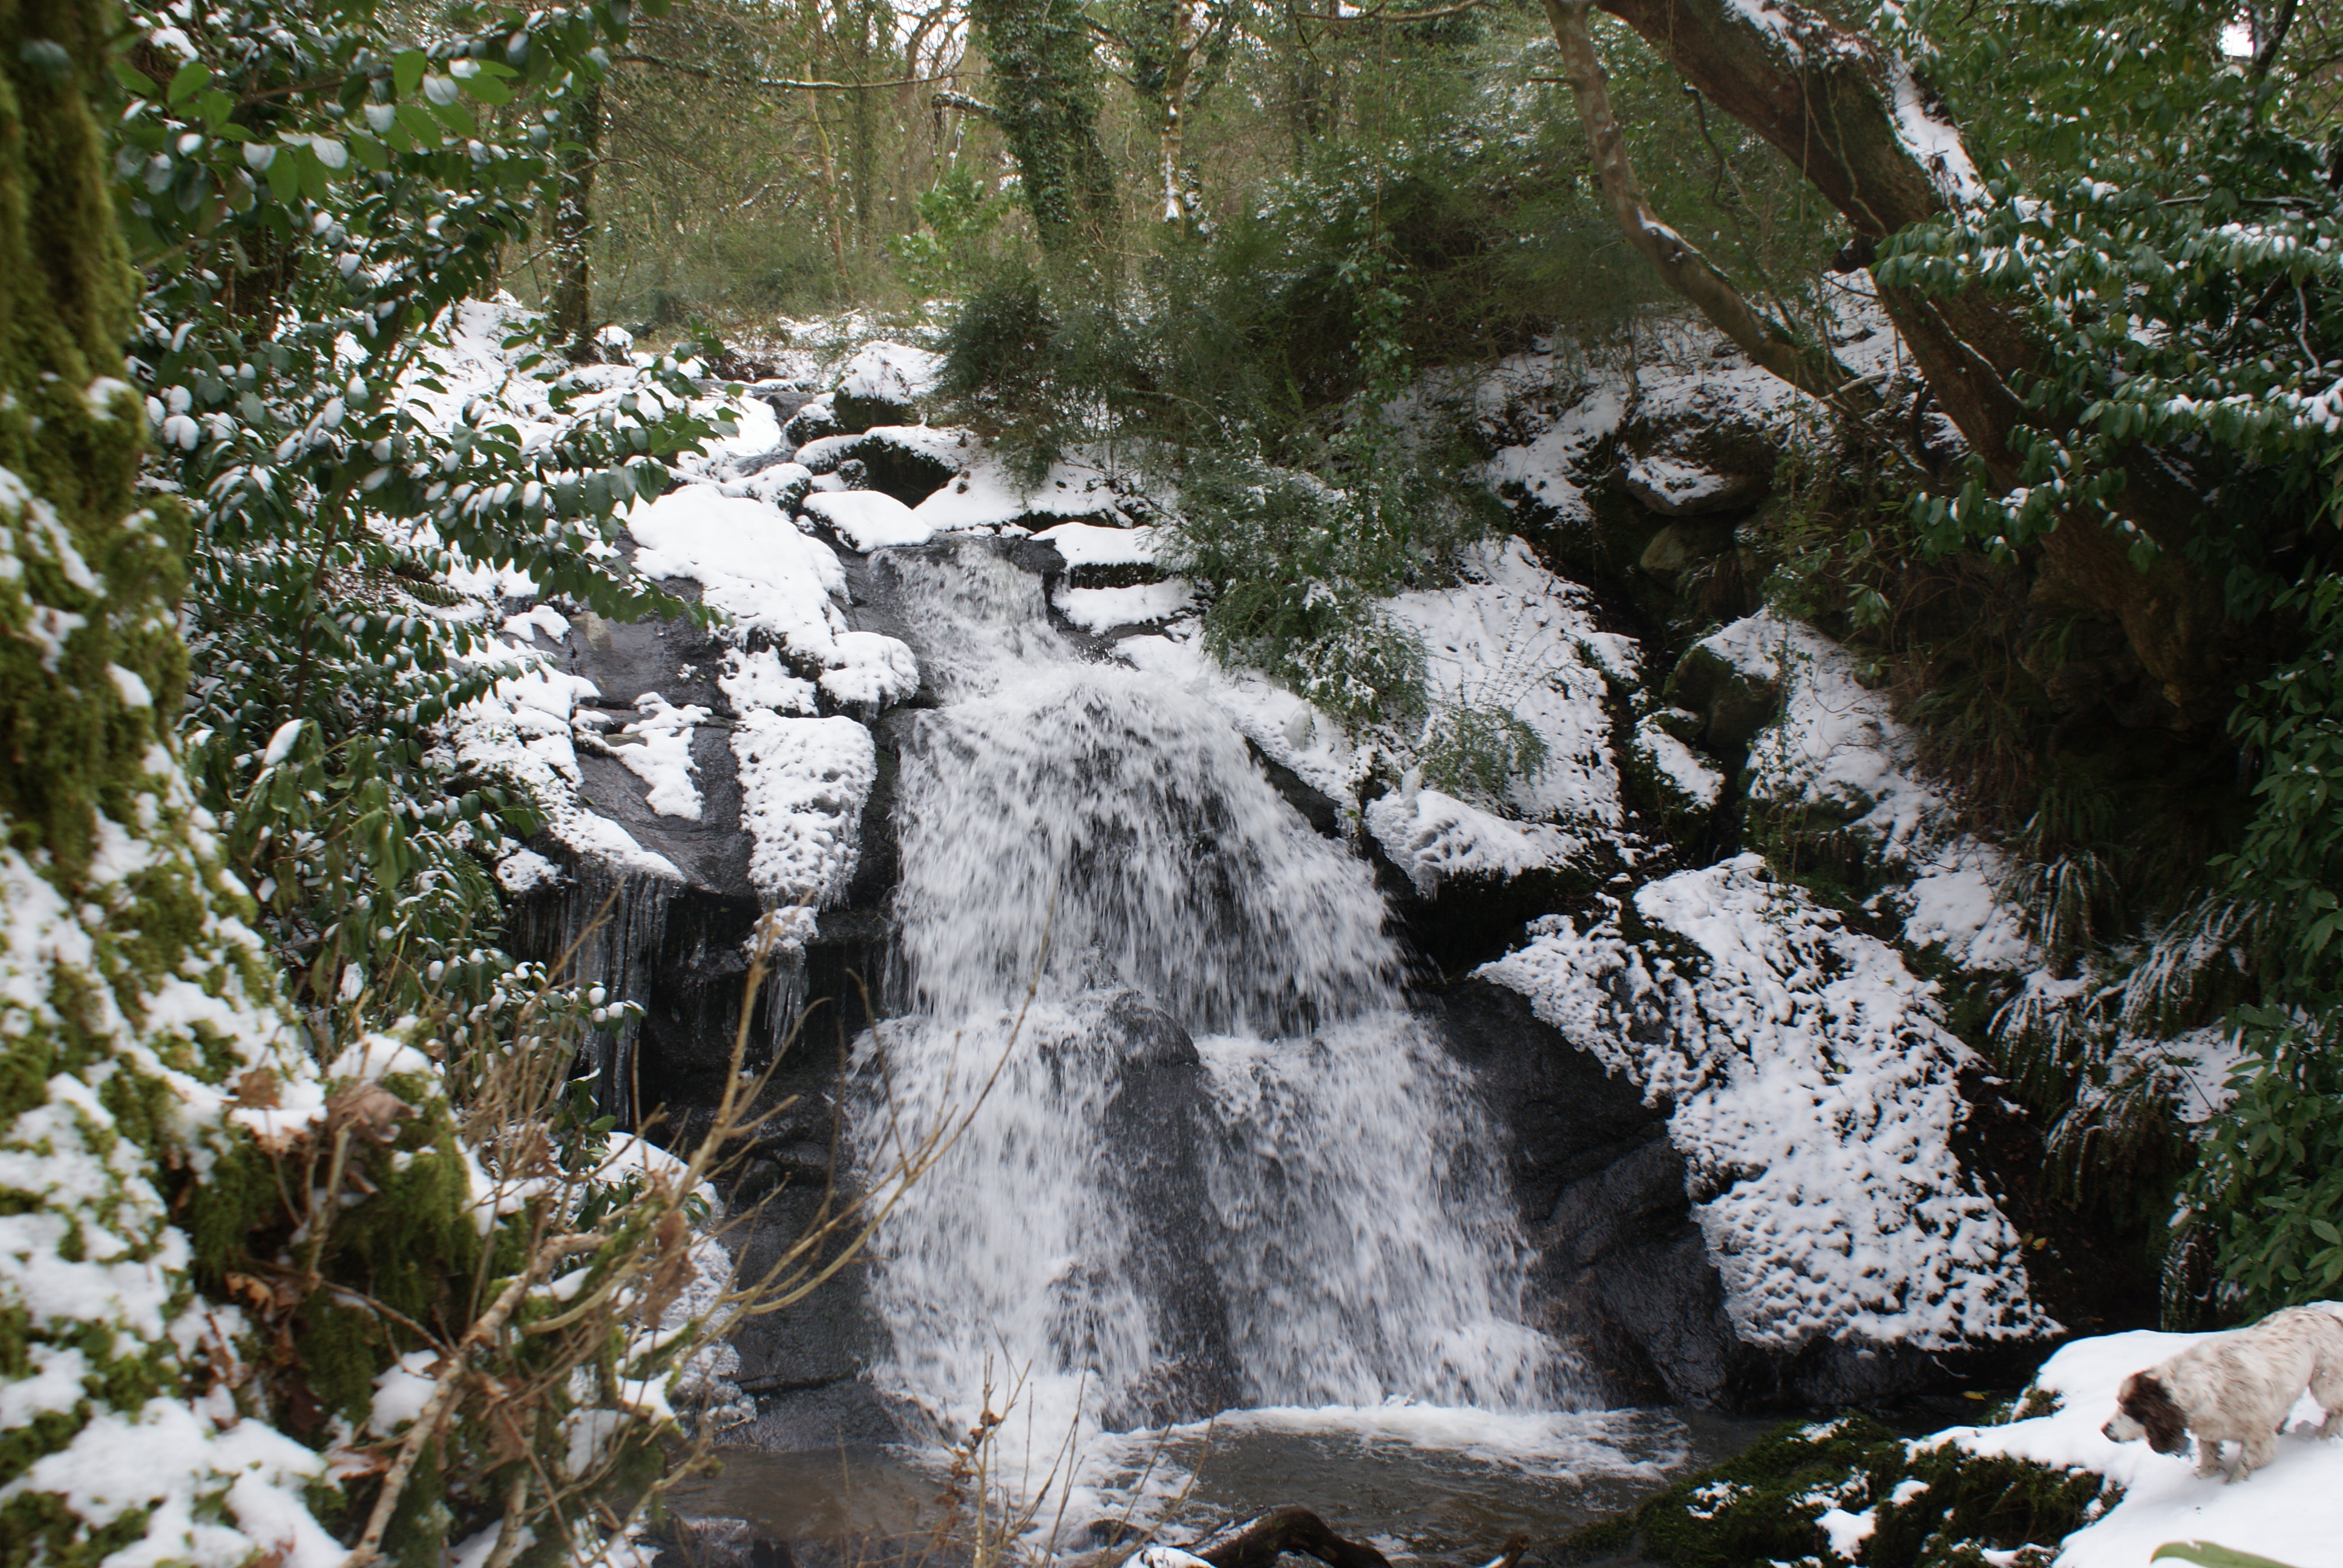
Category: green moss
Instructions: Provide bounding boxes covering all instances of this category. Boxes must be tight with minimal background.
[381,1436,451,1568]
[1562,1411,2110,1568]
[297,1289,388,1426]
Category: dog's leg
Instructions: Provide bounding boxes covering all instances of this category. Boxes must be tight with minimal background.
[2239,1431,2279,1480]
[2195,1437,2227,1478]
[2312,1355,2343,1439]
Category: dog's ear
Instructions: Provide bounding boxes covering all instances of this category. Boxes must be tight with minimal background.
[2125,1374,2189,1455]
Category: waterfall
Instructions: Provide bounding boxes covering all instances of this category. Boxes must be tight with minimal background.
[853,537,1574,1446]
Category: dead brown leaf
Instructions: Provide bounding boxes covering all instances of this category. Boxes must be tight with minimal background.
[328,1083,415,1145]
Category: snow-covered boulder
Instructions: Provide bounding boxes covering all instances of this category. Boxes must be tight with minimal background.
[1470,854,2055,1403]
[1663,613,1789,752]
[830,341,942,430]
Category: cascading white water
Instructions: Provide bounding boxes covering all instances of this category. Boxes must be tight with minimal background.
[853,536,1577,1451]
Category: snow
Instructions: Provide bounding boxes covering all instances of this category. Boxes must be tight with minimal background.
[836,341,942,411]
[1927,1308,2343,1568]
[1365,786,1584,895]
[1110,537,1633,892]
[441,629,682,882]
[1479,854,2050,1351]
[1896,849,2033,972]
[1818,1504,1878,1558]
[1633,716,1725,811]
[1624,454,1740,512]
[1481,384,1624,526]
[626,482,920,711]
[796,422,975,478]
[1053,580,1193,632]
[802,488,930,551]
[1115,625,1370,807]
[730,713,877,909]
[1886,55,1988,209]
[1031,520,1161,568]
[0,1397,343,1568]
[495,847,563,894]
[1708,611,2039,969]
[1384,536,1634,827]
[716,647,819,716]
[370,1348,441,1433]
[908,448,1129,532]
[611,694,709,820]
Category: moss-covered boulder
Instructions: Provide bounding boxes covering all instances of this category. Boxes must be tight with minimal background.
[1561,1411,2111,1568]
[1663,624,1786,752]
[1625,711,1725,842]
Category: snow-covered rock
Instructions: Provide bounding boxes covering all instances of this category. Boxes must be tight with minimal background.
[627,483,920,710]
[731,713,877,913]
[1480,854,2051,1354]
[802,488,930,552]
[832,341,942,428]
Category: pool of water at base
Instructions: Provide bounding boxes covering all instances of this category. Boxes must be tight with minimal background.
[667,1405,1781,1566]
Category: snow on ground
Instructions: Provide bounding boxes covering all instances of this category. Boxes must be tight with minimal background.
[1722,612,1953,866]
[1365,538,1638,886]
[1632,716,1725,812]
[1700,610,2033,971]
[1481,382,1624,525]
[730,713,877,910]
[1926,1310,2343,1568]
[1479,854,2049,1351]
[1391,537,1636,828]
[1113,536,1636,890]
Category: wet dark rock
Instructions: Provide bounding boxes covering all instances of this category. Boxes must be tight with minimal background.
[1663,637,1783,753]
[1245,740,1343,840]
[739,445,804,475]
[1092,991,1240,1425]
[721,1377,908,1452]
[1637,519,1735,580]
[852,428,964,506]
[831,387,919,434]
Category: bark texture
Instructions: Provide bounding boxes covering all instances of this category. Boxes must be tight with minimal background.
[0,4,310,1560]
[1544,0,1849,400]
[1578,0,2238,722]
[970,0,1119,249]
[548,80,603,356]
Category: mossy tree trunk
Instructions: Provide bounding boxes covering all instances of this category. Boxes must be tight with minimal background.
[549,79,604,356]
[0,4,310,1560]
[969,0,1121,253]
[1571,0,2243,728]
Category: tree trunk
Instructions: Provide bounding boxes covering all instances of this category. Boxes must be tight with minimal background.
[1543,0,1856,400]
[0,3,309,1559]
[549,78,603,356]
[1575,0,2240,723]
[969,0,1119,252]
[1158,2,1205,222]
